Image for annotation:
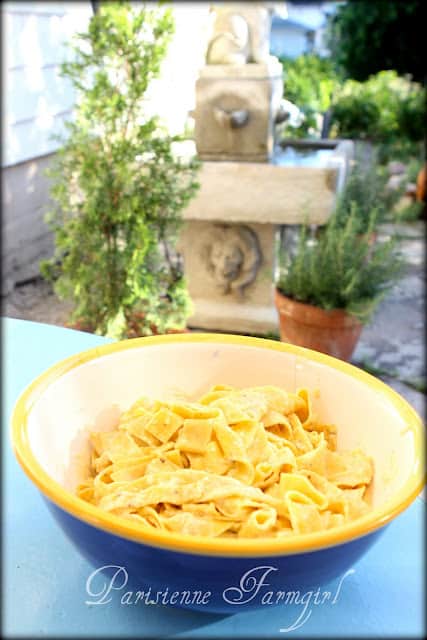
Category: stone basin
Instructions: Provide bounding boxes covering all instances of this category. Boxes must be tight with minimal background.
[274,142,339,168]
[182,139,353,226]
[275,147,335,167]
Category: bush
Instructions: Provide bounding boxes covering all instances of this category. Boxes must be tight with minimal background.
[277,54,425,158]
[394,200,425,223]
[276,206,403,323]
[279,54,341,137]
[334,154,402,231]
[331,71,426,145]
[396,89,427,143]
[330,86,380,140]
[41,3,200,338]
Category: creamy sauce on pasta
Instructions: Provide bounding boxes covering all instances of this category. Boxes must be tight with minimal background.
[77,385,373,537]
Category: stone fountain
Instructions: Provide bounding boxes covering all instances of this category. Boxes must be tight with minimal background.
[179,3,353,333]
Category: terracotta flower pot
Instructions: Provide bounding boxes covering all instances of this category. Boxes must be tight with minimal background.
[274,289,363,362]
[416,164,426,202]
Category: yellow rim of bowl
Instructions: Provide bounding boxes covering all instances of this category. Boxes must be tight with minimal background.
[11,333,425,557]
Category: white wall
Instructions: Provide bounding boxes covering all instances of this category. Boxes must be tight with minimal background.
[270,1,336,59]
[2,154,56,292]
[2,1,92,167]
[2,2,211,168]
[286,2,326,29]
[1,2,211,289]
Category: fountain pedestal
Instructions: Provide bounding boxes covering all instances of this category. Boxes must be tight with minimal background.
[180,220,277,333]
[194,59,283,162]
[179,143,352,333]
[180,3,353,333]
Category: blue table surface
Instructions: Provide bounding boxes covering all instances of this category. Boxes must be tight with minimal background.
[2,317,425,638]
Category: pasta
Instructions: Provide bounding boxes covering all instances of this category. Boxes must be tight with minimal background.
[77,385,373,538]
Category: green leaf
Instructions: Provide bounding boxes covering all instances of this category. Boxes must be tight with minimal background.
[40,2,200,338]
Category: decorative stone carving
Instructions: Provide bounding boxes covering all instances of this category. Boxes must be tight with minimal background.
[195,2,286,161]
[182,3,354,333]
[213,106,250,129]
[194,59,283,161]
[178,140,354,333]
[206,3,286,65]
[201,224,262,297]
[178,220,277,333]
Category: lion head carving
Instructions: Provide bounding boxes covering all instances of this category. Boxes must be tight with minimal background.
[201,224,262,296]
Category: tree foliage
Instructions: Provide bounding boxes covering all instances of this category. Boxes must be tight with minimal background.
[327,0,425,82]
[41,2,200,338]
[331,71,425,143]
[277,54,425,159]
[281,54,341,112]
[279,54,341,137]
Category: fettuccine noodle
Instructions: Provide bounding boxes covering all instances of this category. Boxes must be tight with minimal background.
[77,385,373,537]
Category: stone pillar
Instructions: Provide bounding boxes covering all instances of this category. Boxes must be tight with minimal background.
[179,221,278,333]
[178,141,353,334]
[194,59,283,162]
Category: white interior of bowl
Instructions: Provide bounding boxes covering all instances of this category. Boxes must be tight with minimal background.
[26,341,419,509]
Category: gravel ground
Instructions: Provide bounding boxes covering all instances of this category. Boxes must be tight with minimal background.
[4,277,73,327]
[3,221,425,418]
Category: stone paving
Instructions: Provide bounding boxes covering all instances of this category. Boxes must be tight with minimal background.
[352,221,425,419]
[3,221,425,419]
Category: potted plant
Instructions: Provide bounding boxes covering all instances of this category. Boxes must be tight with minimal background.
[41,2,200,339]
[274,205,403,361]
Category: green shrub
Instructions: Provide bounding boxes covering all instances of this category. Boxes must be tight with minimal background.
[279,54,341,137]
[276,206,403,323]
[375,140,424,166]
[331,71,425,144]
[334,155,402,231]
[279,56,425,156]
[404,158,424,184]
[280,54,340,110]
[41,3,200,338]
[330,87,380,140]
[394,200,424,223]
[396,89,427,143]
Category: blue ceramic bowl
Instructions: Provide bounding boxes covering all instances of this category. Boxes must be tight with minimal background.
[11,334,424,614]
